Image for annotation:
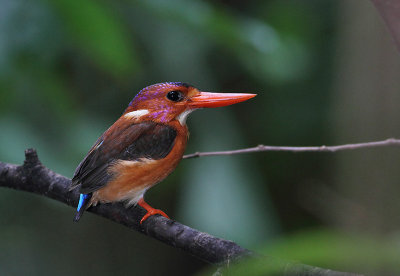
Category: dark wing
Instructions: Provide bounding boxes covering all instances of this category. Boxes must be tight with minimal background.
[70,122,177,194]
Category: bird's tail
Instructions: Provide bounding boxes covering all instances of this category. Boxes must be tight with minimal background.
[73,193,92,222]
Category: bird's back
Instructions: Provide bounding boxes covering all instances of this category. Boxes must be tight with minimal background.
[71,119,188,206]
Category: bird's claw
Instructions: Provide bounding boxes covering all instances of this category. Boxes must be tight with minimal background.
[140,209,169,224]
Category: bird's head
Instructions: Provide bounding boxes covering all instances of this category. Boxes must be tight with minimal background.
[124,82,256,125]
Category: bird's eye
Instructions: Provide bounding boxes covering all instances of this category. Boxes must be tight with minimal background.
[166,90,184,102]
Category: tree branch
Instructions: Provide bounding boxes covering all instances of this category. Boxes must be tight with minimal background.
[0,149,361,276]
[183,138,400,159]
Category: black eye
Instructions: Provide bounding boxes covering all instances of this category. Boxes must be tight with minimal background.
[166,90,184,102]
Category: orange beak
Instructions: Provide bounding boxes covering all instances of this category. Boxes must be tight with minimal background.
[188,92,256,108]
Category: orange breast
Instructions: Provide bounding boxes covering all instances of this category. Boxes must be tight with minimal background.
[91,121,188,206]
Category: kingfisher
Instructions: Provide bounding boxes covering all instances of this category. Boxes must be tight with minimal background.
[70,82,256,224]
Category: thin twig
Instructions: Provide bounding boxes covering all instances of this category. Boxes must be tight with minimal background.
[183,138,400,159]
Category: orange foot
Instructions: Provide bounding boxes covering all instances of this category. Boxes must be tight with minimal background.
[138,198,169,224]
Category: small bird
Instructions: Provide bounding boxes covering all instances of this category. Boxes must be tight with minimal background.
[70,82,256,223]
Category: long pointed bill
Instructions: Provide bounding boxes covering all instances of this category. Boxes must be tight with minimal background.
[188,92,256,108]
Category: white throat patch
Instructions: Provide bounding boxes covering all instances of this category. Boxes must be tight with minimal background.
[124,109,149,120]
[176,109,194,125]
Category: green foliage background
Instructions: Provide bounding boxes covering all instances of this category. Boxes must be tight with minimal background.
[1,0,400,275]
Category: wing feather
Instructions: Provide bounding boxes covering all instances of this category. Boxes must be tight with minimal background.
[70,121,177,194]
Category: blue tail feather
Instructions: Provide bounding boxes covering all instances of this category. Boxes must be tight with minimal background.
[73,193,92,222]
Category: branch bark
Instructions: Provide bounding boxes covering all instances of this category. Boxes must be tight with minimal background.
[183,138,400,159]
[0,149,361,276]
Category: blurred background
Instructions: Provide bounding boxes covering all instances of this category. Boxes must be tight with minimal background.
[1,0,400,275]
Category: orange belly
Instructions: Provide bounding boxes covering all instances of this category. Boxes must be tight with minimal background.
[91,121,187,206]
